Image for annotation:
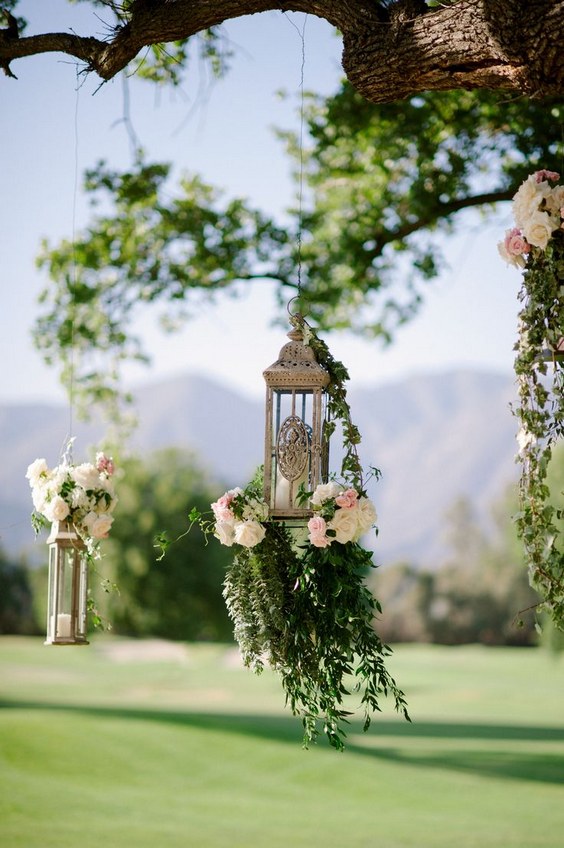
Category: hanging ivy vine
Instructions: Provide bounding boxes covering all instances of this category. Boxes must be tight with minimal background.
[499,170,564,627]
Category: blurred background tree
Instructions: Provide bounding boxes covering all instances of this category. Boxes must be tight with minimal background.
[0,548,39,635]
[371,488,541,647]
[97,449,234,642]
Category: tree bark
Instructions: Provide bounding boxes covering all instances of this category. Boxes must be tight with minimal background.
[0,0,562,102]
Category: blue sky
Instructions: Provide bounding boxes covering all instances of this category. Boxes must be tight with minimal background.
[1,1,522,405]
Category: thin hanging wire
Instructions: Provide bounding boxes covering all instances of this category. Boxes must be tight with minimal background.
[284,12,308,317]
[62,66,81,466]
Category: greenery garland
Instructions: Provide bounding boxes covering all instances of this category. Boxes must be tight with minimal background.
[182,319,409,750]
[498,170,564,627]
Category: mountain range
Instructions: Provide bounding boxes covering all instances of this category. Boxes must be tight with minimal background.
[0,369,519,567]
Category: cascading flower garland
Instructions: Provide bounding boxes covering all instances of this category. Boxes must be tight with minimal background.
[498,169,564,627]
[183,319,410,751]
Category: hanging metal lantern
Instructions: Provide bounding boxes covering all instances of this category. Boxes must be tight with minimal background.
[263,322,331,520]
[45,520,89,646]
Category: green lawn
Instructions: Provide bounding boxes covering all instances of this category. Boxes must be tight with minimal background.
[1,637,563,847]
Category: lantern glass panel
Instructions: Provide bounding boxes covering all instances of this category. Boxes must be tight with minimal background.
[45,526,89,646]
[265,386,328,518]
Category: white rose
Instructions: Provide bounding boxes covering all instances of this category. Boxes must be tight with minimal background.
[356,497,378,534]
[214,520,236,547]
[512,175,550,228]
[328,507,359,545]
[72,463,102,491]
[31,483,49,513]
[71,486,90,510]
[545,184,564,215]
[523,210,556,249]
[82,512,114,539]
[26,458,49,486]
[234,519,266,548]
[44,495,70,523]
[311,481,342,506]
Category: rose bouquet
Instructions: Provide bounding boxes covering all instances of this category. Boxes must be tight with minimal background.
[307,482,377,547]
[211,486,268,548]
[498,169,564,627]
[498,169,564,268]
[26,451,117,553]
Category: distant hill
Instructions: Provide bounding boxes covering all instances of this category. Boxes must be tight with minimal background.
[0,369,518,566]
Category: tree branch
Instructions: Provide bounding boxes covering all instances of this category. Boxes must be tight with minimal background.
[1,1,563,102]
[372,187,515,257]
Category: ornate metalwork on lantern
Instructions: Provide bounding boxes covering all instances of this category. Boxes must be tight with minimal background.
[263,323,331,520]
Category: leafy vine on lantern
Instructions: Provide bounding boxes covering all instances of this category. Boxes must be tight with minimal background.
[179,321,409,751]
[498,170,564,627]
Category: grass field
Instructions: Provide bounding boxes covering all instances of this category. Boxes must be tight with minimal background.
[1,637,563,848]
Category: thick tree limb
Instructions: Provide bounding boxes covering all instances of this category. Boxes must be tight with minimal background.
[0,1,563,101]
[372,187,516,257]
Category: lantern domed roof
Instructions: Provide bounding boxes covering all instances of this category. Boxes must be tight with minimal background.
[263,327,330,389]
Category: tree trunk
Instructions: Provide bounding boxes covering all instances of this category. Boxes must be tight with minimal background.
[1,0,563,102]
[342,0,564,103]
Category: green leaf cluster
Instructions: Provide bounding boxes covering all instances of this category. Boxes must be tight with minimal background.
[34,157,289,414]
[286,89,563,335]
[223,521,408,750]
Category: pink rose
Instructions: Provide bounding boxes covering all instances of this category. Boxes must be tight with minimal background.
[308,515,327,535]
[335,488,358,509]
[310,533,331,548]
[211,493,235,522]
[504,228,530,256]
[96,453,115,475]
[307,515,330,547]
[534,169,560,183]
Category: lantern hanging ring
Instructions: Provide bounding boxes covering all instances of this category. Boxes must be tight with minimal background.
[286,294,301,317]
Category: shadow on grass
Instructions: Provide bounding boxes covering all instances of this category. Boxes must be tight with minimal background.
[1,699,564,785]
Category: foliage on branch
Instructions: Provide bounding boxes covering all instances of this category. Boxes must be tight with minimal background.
[34,158,289,412]
[34,88,563,415]
[287,89,563,335]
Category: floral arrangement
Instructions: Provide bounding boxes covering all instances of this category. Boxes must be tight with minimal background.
[26,450,117,554]
[210,480,377,551]
[182,317,409,751]
[211,486,268,548]
[307,481,377,547]
[498,169,564,627]
[498,170,564,266]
